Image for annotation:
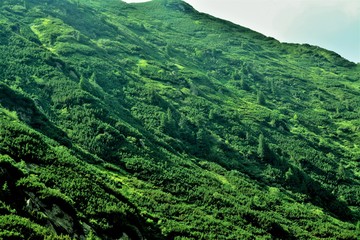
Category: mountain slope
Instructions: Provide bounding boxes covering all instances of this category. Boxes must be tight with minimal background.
[0,0,359,239]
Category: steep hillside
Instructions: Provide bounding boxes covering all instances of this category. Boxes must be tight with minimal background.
[0,0,359,239]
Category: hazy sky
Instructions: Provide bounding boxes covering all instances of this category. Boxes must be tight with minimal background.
[123,0,360,63]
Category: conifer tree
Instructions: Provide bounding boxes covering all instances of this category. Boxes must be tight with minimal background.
[257,133,267,160]
[257,90,266,105]
[196,129,209,156]
[336,165,346,181]
[240,79,250,91]
[166,108,176,133]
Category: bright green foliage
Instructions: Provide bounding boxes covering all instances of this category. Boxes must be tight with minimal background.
[0,0,359,239]
[257,133,267,160]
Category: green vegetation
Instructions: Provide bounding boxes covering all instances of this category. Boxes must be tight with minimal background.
[0,0,359,239]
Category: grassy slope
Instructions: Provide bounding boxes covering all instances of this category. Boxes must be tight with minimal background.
[0,0,359,239]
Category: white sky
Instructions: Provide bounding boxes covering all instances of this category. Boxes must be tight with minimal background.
[123,0,360,63]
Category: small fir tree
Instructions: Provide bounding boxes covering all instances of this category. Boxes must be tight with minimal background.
[257,90,266,105]
[257,133,267,160]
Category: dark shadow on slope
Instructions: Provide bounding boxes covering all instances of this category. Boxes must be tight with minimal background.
[0,83,72,148]
[0,126,165,239]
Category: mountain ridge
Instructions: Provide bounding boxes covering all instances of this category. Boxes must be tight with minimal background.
[132,0,357,66]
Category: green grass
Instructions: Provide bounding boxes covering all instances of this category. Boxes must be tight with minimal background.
[0,0,359,239]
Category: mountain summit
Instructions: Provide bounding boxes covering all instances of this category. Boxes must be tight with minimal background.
[0,0,359,239]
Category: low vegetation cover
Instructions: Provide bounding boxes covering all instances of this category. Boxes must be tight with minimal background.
[0,0,359,239]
